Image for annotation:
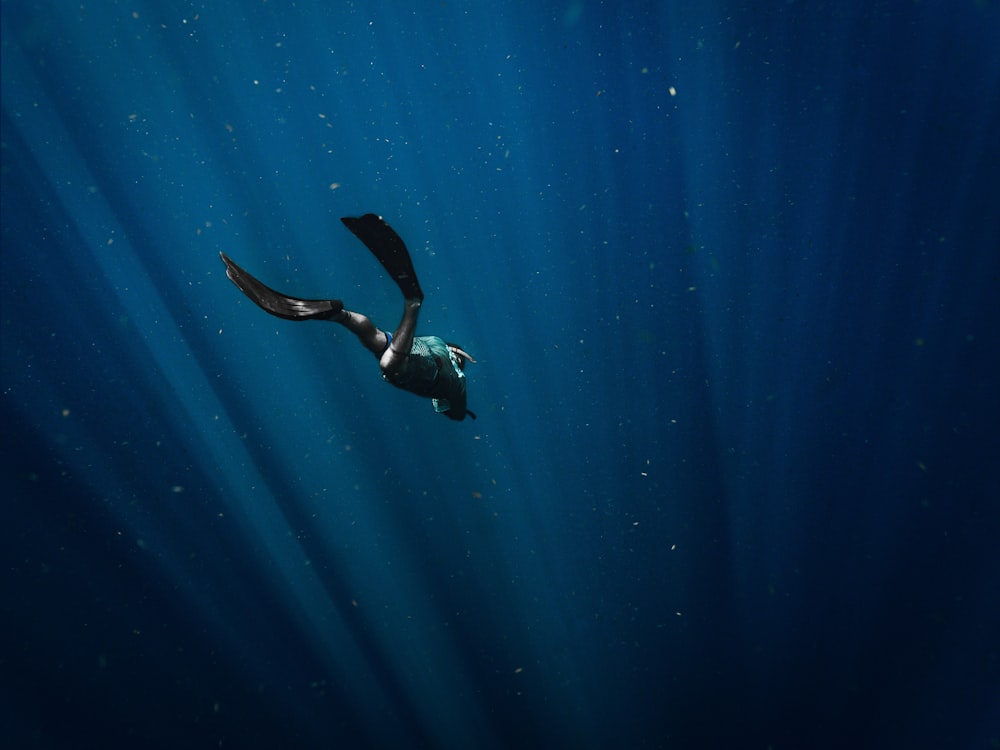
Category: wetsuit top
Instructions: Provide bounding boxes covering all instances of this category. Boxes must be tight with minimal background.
[383,335,469,421]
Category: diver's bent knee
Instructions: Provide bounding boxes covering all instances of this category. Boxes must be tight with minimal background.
[379,348,408,375]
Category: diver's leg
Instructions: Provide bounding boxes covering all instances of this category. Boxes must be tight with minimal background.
[379,298,421,375]
[339,215,425,373]
[331,309,389,357]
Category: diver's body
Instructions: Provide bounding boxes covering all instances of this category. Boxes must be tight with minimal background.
[221,214,476,421]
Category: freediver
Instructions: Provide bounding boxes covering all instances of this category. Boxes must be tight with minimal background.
[220,213,476,421]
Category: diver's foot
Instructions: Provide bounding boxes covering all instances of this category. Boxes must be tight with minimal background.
[327,307,347,322]
[326,306,353,324]
[288,298,344,321]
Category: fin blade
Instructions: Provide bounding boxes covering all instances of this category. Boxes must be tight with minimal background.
[341,214,424,300]
[220,252,342,321]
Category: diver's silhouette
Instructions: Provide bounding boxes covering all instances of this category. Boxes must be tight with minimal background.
[221,214,475,421]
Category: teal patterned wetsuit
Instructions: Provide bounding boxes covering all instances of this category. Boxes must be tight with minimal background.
[383,335,469,421]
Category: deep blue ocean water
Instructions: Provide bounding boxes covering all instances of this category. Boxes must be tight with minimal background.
[3,2,999,748]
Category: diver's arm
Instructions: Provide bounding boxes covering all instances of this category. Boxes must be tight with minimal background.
[447,344,476,365]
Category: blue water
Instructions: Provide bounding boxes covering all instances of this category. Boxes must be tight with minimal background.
[3,2,999,748]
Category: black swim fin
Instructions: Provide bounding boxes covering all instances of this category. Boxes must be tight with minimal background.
[220,252,344,321]
[341,214,424,301]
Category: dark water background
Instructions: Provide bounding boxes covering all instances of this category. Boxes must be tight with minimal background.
[3,2,999,748]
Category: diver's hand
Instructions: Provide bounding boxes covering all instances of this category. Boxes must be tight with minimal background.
[448,344,476,364]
